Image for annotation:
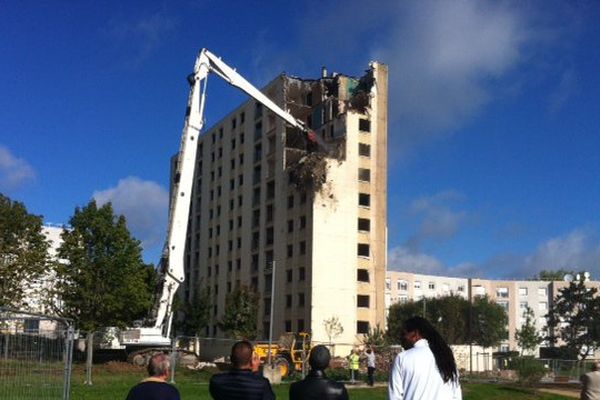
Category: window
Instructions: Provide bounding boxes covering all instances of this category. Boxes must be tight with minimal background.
[300,241,306,255]
[298,319,305,332]
[538,287,548,296]
[357,295,370,308]
[496,287,509,298]
[285,320,292,332]
[267,180,275,199]
[498,301,509,311]
[457,285,465,292]
[299,216,306,229]
[358,168,371,182]
[298,293,305,307]
[357,321,369,334]
[414,281,421,290]
[359,193,370,207]
[287,195,294,209]
[286,295,292,308]
[287,244,293,258]
[359,118,371,132]
[358,218,370,232]
[357,243,370,257]
[266,227,274,246]
[519,301,528,310]
[286,269,293,282]
[288,219,294,233]
[385,278,391,290]
[357,269,369,282]
[519,287,528,296]
[538,301,547,311]
[359,143,371,157]
[397,280,408,291]
[299,267,306,281]
[428,282,436,290]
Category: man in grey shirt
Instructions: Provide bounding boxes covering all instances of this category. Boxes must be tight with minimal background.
[581,362,600,400]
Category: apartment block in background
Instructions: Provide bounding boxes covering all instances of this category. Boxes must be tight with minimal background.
[386,270,600,355]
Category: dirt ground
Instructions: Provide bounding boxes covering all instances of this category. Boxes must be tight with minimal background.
[538,387,579,398]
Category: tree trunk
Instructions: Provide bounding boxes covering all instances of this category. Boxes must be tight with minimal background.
[85,332,93,385]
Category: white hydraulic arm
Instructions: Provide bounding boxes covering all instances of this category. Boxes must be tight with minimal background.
[153,48,320,338]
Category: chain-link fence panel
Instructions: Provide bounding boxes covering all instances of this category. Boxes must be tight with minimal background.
[0,308,74,400]
[538,358,596,383]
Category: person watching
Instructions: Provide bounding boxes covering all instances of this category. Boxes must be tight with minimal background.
[209,340,275,400]
[125,353,180,400]
[388,316,462,400]
[289,345,348,400]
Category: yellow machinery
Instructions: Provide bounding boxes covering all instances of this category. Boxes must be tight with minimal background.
[254,332,311,378]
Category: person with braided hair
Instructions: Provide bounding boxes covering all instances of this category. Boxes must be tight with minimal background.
[388,316,462,400]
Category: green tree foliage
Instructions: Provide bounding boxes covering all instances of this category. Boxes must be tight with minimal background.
[361,324,387,347]
[386,300,423,344]
[0,194,49,308]
[176,287,211,336]
[544,277,600,360]
[471,295,509,348]
[515,305,542,355]
[218,285,258,339]
[54,200,154,330]
[536,269,574,281]
[387,294,508,348]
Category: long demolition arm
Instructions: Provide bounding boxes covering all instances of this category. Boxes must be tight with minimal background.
[152,48,317,337]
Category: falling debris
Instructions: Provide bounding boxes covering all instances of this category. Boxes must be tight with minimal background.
[282,66,377,196]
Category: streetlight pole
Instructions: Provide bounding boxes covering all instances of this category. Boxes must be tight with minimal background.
[267,261,276,367]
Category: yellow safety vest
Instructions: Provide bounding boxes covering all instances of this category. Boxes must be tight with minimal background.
[349,354,359,370]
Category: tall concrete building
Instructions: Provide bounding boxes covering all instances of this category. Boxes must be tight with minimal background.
[181,63,388,346]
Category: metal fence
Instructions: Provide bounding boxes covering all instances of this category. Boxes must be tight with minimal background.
[538,358,598,383]
[0,308,74,400]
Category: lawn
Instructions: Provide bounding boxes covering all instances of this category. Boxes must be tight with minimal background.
[64,364,575,400]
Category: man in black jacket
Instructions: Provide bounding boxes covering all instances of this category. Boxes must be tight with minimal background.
[289,345,349,400]
[209,340,275,400]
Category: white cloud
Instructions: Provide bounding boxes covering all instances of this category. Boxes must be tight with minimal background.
[523,228,600,278]
[388,246,474,278]
[93,177,169,253]
[104,12,177,67]
[0,145,35,191]
[405,190,468,250]
[371,1,530,158]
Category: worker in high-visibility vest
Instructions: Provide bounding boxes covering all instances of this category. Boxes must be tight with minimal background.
[349,349,360,383]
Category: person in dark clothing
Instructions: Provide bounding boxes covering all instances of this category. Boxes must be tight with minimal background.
[125,353,180,400]
[209,340,275,400]
[289,345,349,400]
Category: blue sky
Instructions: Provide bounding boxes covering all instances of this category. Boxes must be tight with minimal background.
[2,1,600,279]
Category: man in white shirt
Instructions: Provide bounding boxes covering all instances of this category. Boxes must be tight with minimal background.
[365,348,376,386]
[388,316,462,400]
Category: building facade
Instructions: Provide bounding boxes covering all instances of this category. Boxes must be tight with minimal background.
[386,271,600,355]
[181,63,388,346]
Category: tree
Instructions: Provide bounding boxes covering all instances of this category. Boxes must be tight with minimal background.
[536,269,574,281]
[426,294,469,345]
[176,287,211,336]
[53,200,155,384]
[361,324,386,348]
[0,194,49,309]
[544,277,600,360]
[386,300,423,344]
[323,315,344,344]
[515,305,542,355]
[387,295,470,345]
[218,286,258,339]
[471,295,509,348]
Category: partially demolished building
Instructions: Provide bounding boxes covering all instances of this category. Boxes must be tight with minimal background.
[181,62,388,347]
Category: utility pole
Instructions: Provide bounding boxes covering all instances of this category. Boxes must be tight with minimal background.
[468,278,473,375]
[267,261,276,367]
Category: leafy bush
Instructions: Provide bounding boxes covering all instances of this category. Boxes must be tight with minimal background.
[511,357,546,386]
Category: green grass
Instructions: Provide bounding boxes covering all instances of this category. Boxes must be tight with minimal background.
[63,365,576,400]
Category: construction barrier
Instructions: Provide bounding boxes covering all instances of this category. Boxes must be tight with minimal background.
[0,308,74,400]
